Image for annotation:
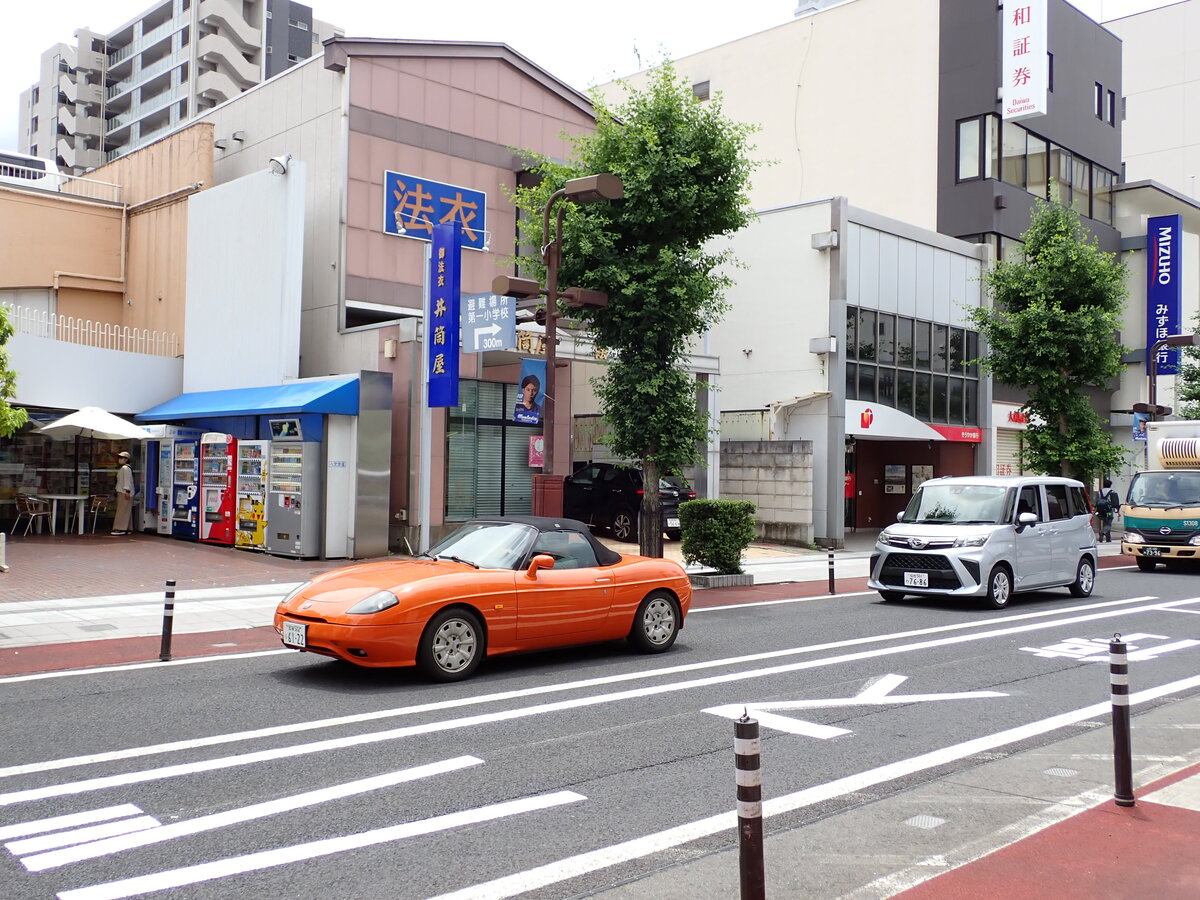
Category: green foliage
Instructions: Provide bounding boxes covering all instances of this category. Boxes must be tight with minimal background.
[969,196,1126,482]
[0,306,28,438]
[1173,312,1200,419]
[679,498,757,575]
[508,64,757,555]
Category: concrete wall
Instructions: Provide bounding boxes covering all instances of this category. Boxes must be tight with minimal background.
[720,439,813,546]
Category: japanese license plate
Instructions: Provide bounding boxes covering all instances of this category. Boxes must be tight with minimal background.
[903,572,929,588]
[1141,547,1162,557]
[666,517,680,529]
[282,621,307,648]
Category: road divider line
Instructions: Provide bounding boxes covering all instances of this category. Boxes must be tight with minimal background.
[1,594,1176,777]
[8,597,1198,807]
[0,805,143,841]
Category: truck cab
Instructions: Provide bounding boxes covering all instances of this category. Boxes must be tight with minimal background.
[1122,421,1200,570]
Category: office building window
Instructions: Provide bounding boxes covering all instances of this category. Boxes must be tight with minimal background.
[692,81,710,101]
[957,118,980,181]
[1106,90,1116,125]
[1094,82,1104,119]
[1001,119,1026,188]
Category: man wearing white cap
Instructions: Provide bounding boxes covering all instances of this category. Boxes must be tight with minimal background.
[112,450,134,535]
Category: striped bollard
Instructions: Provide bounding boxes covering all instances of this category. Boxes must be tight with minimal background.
[735,712,766,900]
[827,549,836,595]
[1110,634,1136,807]
[159,580,176,662]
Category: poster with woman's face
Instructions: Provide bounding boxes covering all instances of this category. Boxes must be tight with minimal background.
[513,358,546,425]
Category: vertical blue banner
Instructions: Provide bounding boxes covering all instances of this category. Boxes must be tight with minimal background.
[1147,214,1183,375]
[428,222,462,407]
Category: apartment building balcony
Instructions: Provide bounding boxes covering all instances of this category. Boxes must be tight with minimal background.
[106,55,181,102]
[197,31,260,88]
[198,0,263,52]
[57,108,102,139]
[105,84,185,133]
[106,15,185,68]
[55,136,103,173]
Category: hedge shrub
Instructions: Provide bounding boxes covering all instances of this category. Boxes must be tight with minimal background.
[679,499,757,575]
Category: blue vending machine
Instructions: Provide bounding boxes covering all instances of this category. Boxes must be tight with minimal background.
[171,439,199,540]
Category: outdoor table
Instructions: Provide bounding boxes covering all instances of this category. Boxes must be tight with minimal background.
[36,494,89,536]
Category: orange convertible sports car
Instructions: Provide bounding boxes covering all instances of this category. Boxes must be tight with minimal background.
[274,515,692,681]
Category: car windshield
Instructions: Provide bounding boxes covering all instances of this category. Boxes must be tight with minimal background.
[1127,472,1200,508]
[901,483,1010,525]
[426,522,536,569]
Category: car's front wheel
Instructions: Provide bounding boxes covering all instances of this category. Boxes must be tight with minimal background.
[983,565,1012,609]
[612,509,638,543]
[417,608,485,681]
[628,591,680,653]
[1068,557,1096,597]
[1136,556,1157,572]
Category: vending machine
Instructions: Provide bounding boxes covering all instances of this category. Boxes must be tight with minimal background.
[171,440,199,540]
[267,418,321,558]
[199,433,238,545]
[234,440,269,551]
[155,441,174,534]
[140,425,201,535]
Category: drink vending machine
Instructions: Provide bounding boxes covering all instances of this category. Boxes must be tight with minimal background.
[171,440,199,540]
[266,421,321,558]
[199,433,238,545]
[234,440,269,551]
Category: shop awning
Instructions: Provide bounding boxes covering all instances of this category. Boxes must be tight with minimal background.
[136,376,360,421]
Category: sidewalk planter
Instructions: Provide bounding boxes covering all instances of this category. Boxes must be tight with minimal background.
[679,498,757,579]
[689,571,754,589]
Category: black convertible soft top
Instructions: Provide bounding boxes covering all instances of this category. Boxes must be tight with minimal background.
[467,515,623,566]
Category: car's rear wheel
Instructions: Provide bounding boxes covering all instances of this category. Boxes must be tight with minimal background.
[628,591,679,653]
[417,608,485,681]
[877,590,906,602]
[612,509,638,543]
[1136,556,1157,572]
[983,565,1012,609]
[666,530,682,542]
[1068,557,1095,597]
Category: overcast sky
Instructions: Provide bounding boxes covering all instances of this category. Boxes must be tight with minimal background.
[0,0,1174,154]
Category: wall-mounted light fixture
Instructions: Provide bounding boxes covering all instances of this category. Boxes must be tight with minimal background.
[268,153,292,175]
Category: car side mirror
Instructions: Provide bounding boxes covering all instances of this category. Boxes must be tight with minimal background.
[526,554,555,578]
[896,511,904,522]
[1016,512,1038,530]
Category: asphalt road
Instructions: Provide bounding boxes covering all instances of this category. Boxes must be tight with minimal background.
[2,565,1199,900]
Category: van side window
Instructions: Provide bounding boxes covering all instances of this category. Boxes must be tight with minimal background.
[1045,484,1070,520]
[1067,485,1090,517]
[1016,486,1041,520]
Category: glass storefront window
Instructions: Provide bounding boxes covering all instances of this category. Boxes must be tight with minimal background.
[846,362,856,400]
[914,373,931,420]
[932,376,949,423]
[896,317,914,366]
[878,368,895,406]
[965,378,978,425]
[877,313,895,364]
[897,370,914,414]
[447,379,537,520]
[857,309,876,361]
[858,364,877,402]
[949,379,965,425]
[846,307,857,359]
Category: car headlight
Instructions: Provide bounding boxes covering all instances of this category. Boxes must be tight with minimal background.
[1188,535,1200,547]
[346,590,400,615]
[1123,532,1143,544]
[281,581,312,605]
[954,535,989,548]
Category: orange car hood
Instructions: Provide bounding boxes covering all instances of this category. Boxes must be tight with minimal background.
[280,559,476,612]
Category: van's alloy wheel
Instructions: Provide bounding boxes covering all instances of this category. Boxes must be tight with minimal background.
[983,565,1011,609]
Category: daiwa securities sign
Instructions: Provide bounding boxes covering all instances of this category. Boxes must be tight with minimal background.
[1147,214,1184,375]
[1002,1,1048,121]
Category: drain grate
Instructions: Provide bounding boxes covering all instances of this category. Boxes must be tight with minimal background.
[904,815,947,830]
[78,623,119,633]
[1044,767,1080,778]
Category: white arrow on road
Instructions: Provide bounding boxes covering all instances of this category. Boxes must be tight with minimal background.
[473,322,501,349]
[704,674,1007,738]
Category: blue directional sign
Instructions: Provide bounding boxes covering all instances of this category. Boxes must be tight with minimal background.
[384,172,487,251]
[461,293,516,353]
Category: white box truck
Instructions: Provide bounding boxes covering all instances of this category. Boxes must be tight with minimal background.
[1122,419,1200,570]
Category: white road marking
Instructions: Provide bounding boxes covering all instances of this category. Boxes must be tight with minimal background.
[0,650,292,685]
[8,816,160,856]
[429,672,1200,900]
[7,597,1196,808]
[22,755,482,871]
[705,674,1006,736]
[0,595,1173,779]
[0,805,143,841]
[56,790,586,900]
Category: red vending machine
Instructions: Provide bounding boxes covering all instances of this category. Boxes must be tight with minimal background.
[199,432,238,545]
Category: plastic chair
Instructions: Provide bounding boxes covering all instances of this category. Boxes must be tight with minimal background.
[87,495,110,533]
[13,494,51,536]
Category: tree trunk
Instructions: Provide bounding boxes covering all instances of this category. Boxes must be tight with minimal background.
[639,457,664,558]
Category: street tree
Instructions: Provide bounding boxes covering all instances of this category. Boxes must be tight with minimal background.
[1170,312,1200,419]
[0,305,28,437]
[969,195,1126,485]
[511,63,757,557]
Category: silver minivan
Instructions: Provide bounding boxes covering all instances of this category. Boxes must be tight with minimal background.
[867,475,1097,608]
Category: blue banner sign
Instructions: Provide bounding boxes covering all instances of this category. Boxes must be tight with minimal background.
[385,172,486,251]
[428,223,462,408]
[1147,214,1183,375]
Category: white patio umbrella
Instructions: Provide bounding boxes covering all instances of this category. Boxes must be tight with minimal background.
[36,407,150,496]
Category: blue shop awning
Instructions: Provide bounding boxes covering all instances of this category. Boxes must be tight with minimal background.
[136,376,360,421]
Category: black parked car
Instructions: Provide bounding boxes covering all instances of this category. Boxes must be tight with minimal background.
[563,462,696,542]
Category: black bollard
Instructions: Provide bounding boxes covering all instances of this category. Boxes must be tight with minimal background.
[1110,633,1135,807]
[735,712,766,900]
[159,579,176,662]
[827,549,836,595]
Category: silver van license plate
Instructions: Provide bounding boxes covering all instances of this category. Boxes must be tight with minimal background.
[903,572,929,588]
